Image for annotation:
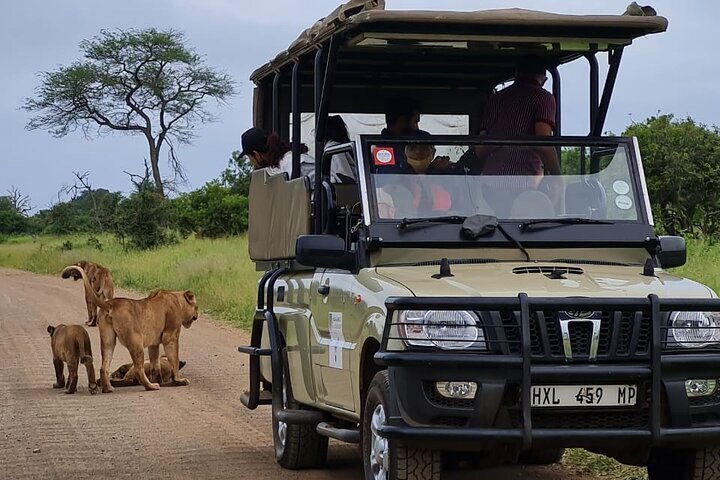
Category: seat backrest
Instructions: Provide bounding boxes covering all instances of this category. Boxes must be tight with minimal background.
[333,183,361,211]
[509,190,556,219]
[248,169,311,261]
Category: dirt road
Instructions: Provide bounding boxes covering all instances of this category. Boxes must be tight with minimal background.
[0,268,585,479]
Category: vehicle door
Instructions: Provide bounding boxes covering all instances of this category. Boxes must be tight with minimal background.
[309,268,360,412]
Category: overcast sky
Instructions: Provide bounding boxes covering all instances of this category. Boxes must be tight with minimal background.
[1,0,717,211]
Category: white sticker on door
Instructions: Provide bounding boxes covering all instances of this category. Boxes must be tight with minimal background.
[612,180,630,195]
[329,312,344,369]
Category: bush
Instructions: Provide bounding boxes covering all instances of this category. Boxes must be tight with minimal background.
[174,181,248,238]
[625,115,720,238]
[86,236,103,251]
[0,198,29,235]
[114,180,175,250]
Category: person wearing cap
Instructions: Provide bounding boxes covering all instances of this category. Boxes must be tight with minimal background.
[240,127,315,181]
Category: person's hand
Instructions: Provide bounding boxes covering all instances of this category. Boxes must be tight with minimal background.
[430,156,451,171]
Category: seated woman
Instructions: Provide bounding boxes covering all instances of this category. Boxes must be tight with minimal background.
[376,143,453,219]
[325,115,357,183]
[240,127,315,181]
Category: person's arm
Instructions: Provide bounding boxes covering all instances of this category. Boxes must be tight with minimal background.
[534,121,562,205]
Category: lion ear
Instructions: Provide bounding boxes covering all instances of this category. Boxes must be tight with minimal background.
[47,325,55,336]
[183,290,195,304]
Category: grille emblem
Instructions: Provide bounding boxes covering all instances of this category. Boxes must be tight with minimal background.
[559,311,602,361]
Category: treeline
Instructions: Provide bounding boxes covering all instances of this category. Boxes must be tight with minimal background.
[0,151,251,249]
[4,114,720,247]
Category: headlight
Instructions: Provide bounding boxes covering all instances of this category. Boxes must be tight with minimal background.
[670,311,720,348]
[398,310,485,350]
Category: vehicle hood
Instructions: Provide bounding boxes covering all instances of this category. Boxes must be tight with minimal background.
[375,263,714,299]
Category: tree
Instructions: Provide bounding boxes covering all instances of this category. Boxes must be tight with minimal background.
[6,186,32,216]
[624,114,720,238]
[220,150,254,196]
[23,28,236,197]
[0,197,29,235]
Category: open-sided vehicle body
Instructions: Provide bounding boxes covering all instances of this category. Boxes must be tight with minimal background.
[239,2,720,479]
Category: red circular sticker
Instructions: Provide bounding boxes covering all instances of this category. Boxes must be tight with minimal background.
[372,146,395,166]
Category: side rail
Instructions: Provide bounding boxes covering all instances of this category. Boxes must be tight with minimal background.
[374,295,720,449]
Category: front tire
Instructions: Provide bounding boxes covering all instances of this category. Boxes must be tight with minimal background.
[648,447,720,480]
[271,369,328,469]
[362,370,441,480]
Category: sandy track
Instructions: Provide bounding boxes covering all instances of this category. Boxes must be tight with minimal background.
[0,268,583,479]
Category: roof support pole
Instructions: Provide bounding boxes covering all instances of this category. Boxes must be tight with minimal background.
[272,72,281,134]
[291,60,301,179]
[592,47,624,137]
[314,47,325,175]
[313,35,339,233]
[550,66,561,137]
[586,53,599,135]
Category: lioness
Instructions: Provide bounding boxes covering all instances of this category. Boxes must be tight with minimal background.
[110,357,187,387]
[62,260,114,327]
[47,324,98,395]
[62,265,198,393]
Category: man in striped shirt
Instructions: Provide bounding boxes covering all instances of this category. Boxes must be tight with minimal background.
[472,59,562,215]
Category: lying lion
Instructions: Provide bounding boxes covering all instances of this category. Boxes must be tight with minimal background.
[110,357,187,387]
[62,265,198,393]
[62,260,114,327]
[47,324,98,395]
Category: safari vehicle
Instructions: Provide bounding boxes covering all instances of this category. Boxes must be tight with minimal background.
[238,2,720,479]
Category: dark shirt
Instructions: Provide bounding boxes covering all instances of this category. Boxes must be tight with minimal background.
[479,79,556,177]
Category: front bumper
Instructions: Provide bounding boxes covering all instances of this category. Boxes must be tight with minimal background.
[375,295,720,451]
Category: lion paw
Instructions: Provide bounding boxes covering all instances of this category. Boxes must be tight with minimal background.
[53,382,65,389]
[102,385,114,393]
[146,382,160,391]
[88,383,98,395]
[174,378,190,386]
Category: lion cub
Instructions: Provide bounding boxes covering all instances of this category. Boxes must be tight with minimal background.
[47,324,98,395]
[110,357,187,387]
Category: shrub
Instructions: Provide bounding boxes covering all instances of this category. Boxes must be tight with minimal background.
[114,180,174,250]
[174,181,248,238]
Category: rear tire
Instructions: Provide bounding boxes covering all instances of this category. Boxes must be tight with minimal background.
[362,370,441,480]
[518,448,565,465]
[648,447,720,480]
[271,369,328,469]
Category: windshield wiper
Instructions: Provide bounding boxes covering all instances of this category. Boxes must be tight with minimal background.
[518,217,613,232]
[397,215,466,230]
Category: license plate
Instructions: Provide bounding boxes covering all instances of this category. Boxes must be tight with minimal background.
[531,385,637,408]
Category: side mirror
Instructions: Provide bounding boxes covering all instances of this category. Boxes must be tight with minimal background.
[296,235,355,270]
[658,236,686,268]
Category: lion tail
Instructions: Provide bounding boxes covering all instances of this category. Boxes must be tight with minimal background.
[61,265,111,310]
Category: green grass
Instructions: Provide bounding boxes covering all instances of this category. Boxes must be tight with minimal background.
[0,234,259,328]
[1,234,719,479]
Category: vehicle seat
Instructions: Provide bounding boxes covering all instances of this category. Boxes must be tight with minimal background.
[248,168,312,261]
[334,183,361,211]
[509,190,555,219]
[565,178,607,218]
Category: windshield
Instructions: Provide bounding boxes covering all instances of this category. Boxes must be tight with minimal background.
[363,137,643,223]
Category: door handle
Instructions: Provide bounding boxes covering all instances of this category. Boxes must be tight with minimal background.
[318,285,330,295]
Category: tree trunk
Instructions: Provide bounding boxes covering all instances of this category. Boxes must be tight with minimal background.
[148,144,165,197]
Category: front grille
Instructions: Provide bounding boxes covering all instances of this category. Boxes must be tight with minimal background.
[498,310,653,362]
[531,410,650,429]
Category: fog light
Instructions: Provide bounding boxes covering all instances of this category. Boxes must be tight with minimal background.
[436,381,477,399]
[685,379,718,398]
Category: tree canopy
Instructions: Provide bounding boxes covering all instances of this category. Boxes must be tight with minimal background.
[624,114,720,238]
[23,28,236,196]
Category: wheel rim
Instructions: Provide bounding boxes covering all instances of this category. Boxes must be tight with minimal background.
[370,403,389,480]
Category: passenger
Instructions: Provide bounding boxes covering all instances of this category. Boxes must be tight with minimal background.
[469,58,562,214]
[325,115,357,183]
[240,127,315,181]
[475,58,561,184]
[376,96,429,173]
[403,143,452,213]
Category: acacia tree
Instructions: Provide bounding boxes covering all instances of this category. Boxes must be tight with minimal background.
[23,28,236,196]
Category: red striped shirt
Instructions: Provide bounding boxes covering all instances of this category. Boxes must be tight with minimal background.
[480,78,556,178]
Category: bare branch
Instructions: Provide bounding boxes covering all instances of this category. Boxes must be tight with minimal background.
[7,186,33,216]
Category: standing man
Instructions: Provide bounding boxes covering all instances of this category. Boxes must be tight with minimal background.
[472,58,562,212]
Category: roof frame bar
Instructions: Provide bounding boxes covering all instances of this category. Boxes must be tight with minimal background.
[291,61,301,179]
[592,47,624,137]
